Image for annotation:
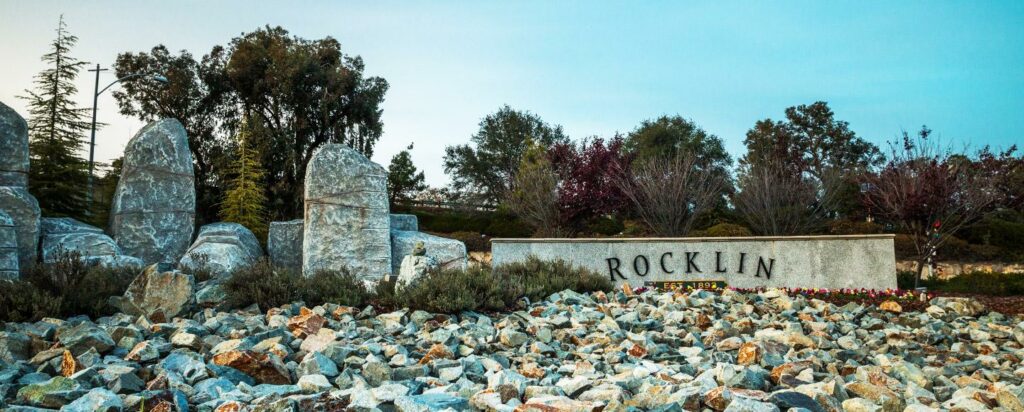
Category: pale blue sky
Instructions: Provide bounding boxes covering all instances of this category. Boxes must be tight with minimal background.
[1,1,1021,186]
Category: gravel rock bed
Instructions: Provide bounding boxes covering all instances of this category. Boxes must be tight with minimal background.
[1,288,1023,411]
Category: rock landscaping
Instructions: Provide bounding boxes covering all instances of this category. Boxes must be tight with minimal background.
[1,287,1022,411]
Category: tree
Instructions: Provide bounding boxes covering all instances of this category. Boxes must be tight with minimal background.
[741,102,881,178]
[547,136,632,229]
[732,160,843,236]
[20,16,92,221]
[742,102,881,218]
[624,115,731,173]
[614,153,726,237]
[112,45,235,225]
[227,26,388,219]
[862,127,1006,286]
[219,117,268,240]
[387,144,427,207]
[114,26,389,221]
[507,142,564,237]
[444,106,568,205]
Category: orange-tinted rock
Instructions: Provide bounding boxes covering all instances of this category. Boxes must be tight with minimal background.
[212,350,291,384]
[418,343,453,365]
[628,343,648,358]
[60,350,80,377]
[215,401,246,412]
[770,361,813,384]
[879,300,902,313]
[331,306,354,320]
[520,362,546,379]
[737,342,762,365]
[287,307,326,338]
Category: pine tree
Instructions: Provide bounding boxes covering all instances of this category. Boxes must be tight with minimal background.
[387,143,427,207]
[20,15,92,219]
[219,117,269,240]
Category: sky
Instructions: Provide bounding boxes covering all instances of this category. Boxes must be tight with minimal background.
[1,1,1022,186]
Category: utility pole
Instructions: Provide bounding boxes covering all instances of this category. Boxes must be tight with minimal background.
[86,63,108,206]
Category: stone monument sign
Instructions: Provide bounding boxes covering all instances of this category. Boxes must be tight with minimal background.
[492,234,897,290]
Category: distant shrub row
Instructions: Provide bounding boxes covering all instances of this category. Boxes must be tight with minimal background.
[897,270,1024,296]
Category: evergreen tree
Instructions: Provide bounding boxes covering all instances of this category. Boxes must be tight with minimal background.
[219,117,269,240]
[20,16,92,219]
[387,143,427,207]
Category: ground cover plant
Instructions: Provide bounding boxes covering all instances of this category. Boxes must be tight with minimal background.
[0,251,137,322]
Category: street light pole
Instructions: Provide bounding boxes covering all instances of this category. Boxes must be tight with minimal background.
[84,66,167,208]
[86,64,108,205]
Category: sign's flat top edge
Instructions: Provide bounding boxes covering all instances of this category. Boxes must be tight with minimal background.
[491,234,896,243]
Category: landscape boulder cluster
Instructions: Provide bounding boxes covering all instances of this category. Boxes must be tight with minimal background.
[1,288,1022,410]
[0,100,467,282]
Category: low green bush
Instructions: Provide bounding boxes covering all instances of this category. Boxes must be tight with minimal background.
[494,257,613,304]
[0,280,64,323]
[303,269,373,308]
[828,220,884,235]
[898,270,1024,296]
[1,251,139,322]
[703,223,753,237]
[386,266,505,313]
[381,257,613,313]
[223,259,371,311]
[584,216,625,237]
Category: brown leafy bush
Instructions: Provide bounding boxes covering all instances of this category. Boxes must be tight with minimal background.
[0,280,64,323]
[10,250,137,321]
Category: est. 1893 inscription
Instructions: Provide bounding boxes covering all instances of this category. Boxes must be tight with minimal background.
[490,235,897,290]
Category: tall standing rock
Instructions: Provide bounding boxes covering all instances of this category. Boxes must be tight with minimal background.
[0,101,30,187]
[0,101,40,269]
[268,219,303,272]
[303,144,391,279]
[0,211,18,279]
[110,119,196,265]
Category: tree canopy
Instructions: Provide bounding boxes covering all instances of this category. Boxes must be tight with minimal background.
[443,105,568,205]
[741,101,881,177]
[113,26,389,222]
[624,115,731,172]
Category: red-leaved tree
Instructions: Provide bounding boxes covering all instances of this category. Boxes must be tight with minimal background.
[862,127,1007,286]
[548,137,632,229]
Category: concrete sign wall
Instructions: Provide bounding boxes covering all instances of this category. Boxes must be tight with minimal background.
[491,235,897,290]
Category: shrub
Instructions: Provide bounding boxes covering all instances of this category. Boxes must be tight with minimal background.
[584,216,625,236]
[15,250,137,320]
[899,270,1024,295]
[303,269,372,308]
[223,259,303,310]
[703,223,753,237]
[828,220,884,235]
[385,257,613,314]
[179,253,214,283]
[0,280,63,323]
[389,266,504,313]
[223,259,371,310]
[494,257,613,305]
